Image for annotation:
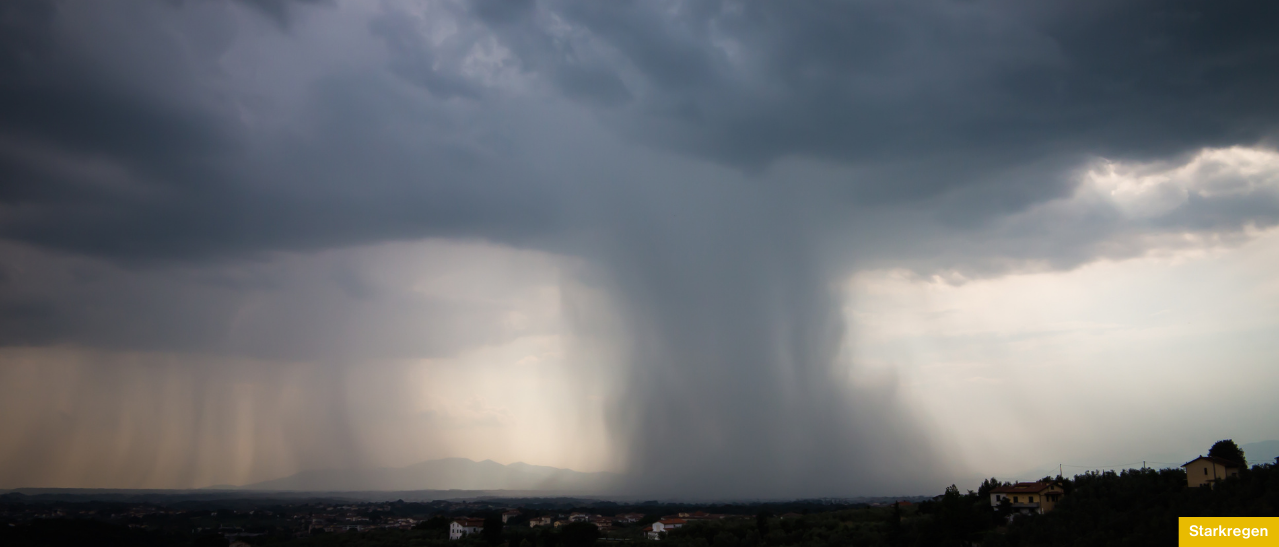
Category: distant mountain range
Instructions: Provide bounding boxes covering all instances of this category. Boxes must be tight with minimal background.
[210,441,1279,494]
[233,458,624,493]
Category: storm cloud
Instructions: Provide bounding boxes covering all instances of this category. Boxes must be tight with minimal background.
[1,0,1278,495]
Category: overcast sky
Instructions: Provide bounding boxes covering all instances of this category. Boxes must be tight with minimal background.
[1,0,1278,497]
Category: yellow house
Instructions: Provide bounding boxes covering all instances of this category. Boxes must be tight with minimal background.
[1182,456,1241,488]
[990,482,1066,515]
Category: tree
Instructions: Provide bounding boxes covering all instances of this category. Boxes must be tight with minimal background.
[886,501,903,546]
[1209,439,1247,467]
[414,515,450,531]
[482,514,504,545]
[755,510,772,535]
[558,522,599,547]
[995,497,1013,523]
[977,477,1006,499]
[918,485,985,546]
[713,531,740,547]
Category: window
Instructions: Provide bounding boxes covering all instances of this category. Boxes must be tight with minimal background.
[1204,468,1208,475]
[1013,496,1018,502]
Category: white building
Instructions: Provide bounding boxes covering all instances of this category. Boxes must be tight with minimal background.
[647,518,686,540]
[449,518,485,540]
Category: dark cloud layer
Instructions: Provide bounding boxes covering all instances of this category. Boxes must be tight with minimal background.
[533,1,1279,192]
[2,0,1277,260]
[2,0,1278,495]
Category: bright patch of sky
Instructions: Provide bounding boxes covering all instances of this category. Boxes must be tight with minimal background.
[849,222,1279,484]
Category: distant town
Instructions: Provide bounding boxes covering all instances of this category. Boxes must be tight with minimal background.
[2,439,1276,546]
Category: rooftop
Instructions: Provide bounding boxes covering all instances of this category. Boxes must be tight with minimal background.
[1182,455,1243,469]
[991,482,1058,494]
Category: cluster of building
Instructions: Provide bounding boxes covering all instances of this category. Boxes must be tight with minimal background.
[865,501,914,509]
[1,507,73,520]
[200,526,269,542]
[524,511,645,531]
[1,504,256,525]
[646,511,743,540]
[305,507,417,534]
[453,510,822,540]
[449,510,539,539]
[452,510,661,540]
[457,509,893,541]
[308,516,417,534]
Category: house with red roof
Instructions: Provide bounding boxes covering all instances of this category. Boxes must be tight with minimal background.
[990,482,1065,515]
[646,518,686,540]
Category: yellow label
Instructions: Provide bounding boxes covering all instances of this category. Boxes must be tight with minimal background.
[1181,518,1279,545]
